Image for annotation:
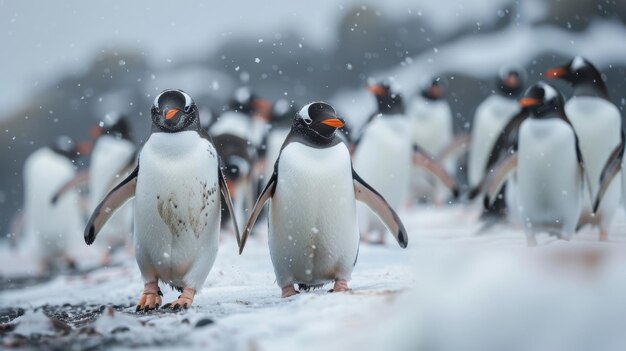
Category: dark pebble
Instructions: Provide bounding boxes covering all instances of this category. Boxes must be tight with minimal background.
[194,318,214,328]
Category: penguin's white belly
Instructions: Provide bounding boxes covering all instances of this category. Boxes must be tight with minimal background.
[410,101,453,196]
[353,116,411,232]
[134,131,221,290]
[269,142,359,287]
[353,116,412,206]
[90,136,135,246]
[468,95,520,187]
[517,119,581,234]
[566,97,621,228]
[23,148,83,258]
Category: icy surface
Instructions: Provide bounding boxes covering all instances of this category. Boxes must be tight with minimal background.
[2,205,626,350]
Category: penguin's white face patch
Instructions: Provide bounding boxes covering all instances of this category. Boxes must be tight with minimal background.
[298,103,313,125]
[571,56,586,71]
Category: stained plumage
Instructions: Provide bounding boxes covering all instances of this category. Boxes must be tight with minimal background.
[84,89,240,310]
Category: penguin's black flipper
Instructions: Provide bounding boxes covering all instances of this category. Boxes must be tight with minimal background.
[51,170,90,204]
[593,138,625,213]
[485,153,518,207]
[240,162,278,254]
[352,169,408,248]
[412,145,458,196]
[218,158,242,249]
[84,165,138,245]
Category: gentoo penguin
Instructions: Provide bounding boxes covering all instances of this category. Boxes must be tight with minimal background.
[546,56,622,241]
[484,82,586,246]
[408,77,454,203]
[22,136,84,272]
[84,89,240,311]
[212,133,256,233]
[239,102,408,298]
[467,66,526,225]
[209,87,270,150]
[52,114,137,264]
[352,83,456,244]
[262,99,298,186]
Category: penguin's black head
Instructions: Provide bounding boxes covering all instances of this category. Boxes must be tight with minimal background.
[96,113,132,141]
[227,87,271,119]
[519,81,565,118]
[228,87,256,115]
[367,82,405,115]
[421,78,444,101]
[294,102,345,139]
[50,135,78,160]
[151,89,199,133]
[545,56,607,97]
[497,66,526,97]
[271,99,298,128]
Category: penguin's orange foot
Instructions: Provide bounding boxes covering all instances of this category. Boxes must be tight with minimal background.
[136,281,162,312]
[163,287,195,310]
[281,285,299,298]
[329,279,350,293]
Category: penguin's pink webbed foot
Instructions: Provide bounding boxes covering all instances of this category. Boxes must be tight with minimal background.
[163,287,195,310]
[281,285,299,298]
[136,281,162,312]
[329,279,350,293]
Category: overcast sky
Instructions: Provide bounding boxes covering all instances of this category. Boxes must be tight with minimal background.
[0,0,513,114]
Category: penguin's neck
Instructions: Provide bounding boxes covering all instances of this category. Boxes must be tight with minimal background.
[287,124,341,149]
[572,81,609,100]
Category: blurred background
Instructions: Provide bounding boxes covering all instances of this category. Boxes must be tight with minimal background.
[1,0,626,235]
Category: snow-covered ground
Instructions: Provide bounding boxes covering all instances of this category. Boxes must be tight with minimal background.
[2,204,626,350]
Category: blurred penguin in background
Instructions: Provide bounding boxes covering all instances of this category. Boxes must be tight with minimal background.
[468,66,526,228]
[21,136,87,274]
[547,56,622,241]
[209,87,272,151]
[262,99,298,187]
[353,82,457,244]
[212,133,257,234]
[408,77,454,203]
[53,113,136,264]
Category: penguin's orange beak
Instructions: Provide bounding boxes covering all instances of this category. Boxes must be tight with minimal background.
[321,118,345,128]
[367,85,385,96]
[545,67,567,79]
[165,108,180,120]
[519,97,540,108]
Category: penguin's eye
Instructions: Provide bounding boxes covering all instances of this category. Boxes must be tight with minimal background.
[184,104,192,113]
[303,116,312,125]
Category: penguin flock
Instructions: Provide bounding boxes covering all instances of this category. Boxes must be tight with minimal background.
[9,55,626,309]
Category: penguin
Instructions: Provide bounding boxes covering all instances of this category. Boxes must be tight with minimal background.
[467,66,526,227]
[262,99,298,186]
[22,136,84,272]
[84,89,240,311]
[52,113,137,264]
[546,56,622,241]
[212,133,256,233]
[408,77,454,203]
[239,102,408,298]
[209,87,271,149]
[484,82,586,246]
[352,83,456,244]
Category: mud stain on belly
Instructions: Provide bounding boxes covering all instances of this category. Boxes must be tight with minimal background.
[156,179,218,238]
